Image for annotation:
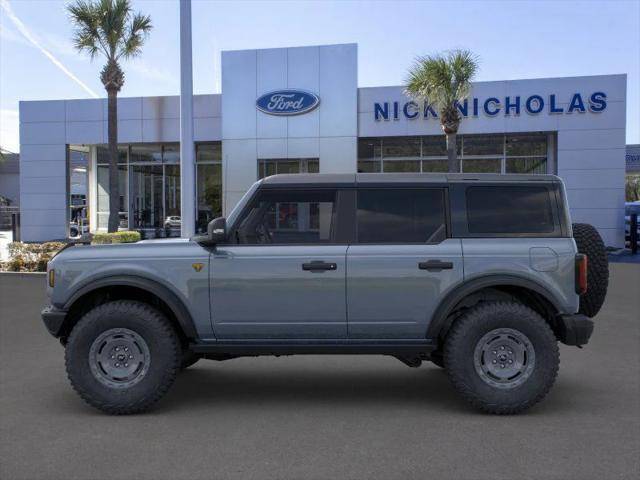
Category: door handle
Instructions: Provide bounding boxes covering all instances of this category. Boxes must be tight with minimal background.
[302,261,337,272]
[418,260,454,271]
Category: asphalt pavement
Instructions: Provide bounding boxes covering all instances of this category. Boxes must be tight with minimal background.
[1,265,639,480]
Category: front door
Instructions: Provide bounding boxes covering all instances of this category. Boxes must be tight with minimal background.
[210,187,348,339]
[346,187,464,339]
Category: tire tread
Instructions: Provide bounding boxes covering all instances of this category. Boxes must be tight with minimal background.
[65,300,181,415]
[444,301,559,414]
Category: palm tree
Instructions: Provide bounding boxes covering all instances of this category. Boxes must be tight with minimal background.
[405,50,478,173]
[68,0,152,232]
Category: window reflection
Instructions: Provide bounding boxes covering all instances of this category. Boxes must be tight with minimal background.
[357,133,549,175]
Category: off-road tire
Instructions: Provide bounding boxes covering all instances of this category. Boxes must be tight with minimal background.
[180,349,201,370]
[572,223,609,318]
[444,301,559,414]
[65,300,181,414]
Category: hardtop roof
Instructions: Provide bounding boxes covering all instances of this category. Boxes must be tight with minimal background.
[260,172,561,186]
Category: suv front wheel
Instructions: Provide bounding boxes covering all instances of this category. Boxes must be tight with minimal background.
[444,302,559,414]
[65,300,181,414]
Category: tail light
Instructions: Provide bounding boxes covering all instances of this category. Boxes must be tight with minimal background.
[575,254,587,295]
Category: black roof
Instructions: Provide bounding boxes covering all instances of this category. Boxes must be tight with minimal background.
[260,172,561,186]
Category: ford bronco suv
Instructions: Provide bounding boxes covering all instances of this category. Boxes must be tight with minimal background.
[42,173,609,415]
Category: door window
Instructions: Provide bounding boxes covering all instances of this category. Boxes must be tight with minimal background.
[235,189,336,244]
[356,189,447,243]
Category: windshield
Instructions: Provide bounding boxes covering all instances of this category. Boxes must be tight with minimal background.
[226,180,262,228]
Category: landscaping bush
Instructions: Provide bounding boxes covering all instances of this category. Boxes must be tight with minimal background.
[2,241,65,272]
[92,233,112,244]
[0,233,141,272]
[92,231,141,244]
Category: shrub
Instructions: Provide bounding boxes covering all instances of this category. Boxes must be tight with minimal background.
[92,231,141,244]
[112,231,141,243]
[92,233,112,244]
[2,241,64,272]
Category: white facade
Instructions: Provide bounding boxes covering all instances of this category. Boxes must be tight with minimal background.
[221,43,358,212]
[19,43,627,246]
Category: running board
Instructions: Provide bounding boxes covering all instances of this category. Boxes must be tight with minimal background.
[190,340,437,357]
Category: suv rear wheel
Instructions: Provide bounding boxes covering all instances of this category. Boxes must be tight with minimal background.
[65,300,181,414]
[444,301,559,414]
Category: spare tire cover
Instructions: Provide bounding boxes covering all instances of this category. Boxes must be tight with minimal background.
[572,223,609,318]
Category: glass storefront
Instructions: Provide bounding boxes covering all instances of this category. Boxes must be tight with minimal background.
[97,142,222,237]
[96,146,128,230]
[358,133,549,174]
[258,158,319,178]
[196,143,223,233]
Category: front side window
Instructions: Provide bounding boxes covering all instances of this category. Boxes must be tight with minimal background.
[466,186,555,234]
[356,189,447,243]
[235,189,336,245]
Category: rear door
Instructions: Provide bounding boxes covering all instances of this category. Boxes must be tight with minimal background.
[346,187,464,339]
[210,187,348,339]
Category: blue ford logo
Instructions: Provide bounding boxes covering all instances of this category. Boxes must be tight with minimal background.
[256,90,320,116]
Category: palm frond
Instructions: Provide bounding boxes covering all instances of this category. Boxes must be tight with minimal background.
[119,13,152,60]
[67,0,151,65]
[405,49,479,114]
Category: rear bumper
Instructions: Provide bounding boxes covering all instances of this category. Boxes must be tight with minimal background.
[41,306,68,338]
[557,314,594,346]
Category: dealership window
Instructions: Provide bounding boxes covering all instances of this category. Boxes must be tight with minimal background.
[69,147,89,234]
[196,142,222,233]
[96,146,129,230]
[96,143,182,237]
[358,133,548,175]
[258,158,319,178]
[505,133,548,174]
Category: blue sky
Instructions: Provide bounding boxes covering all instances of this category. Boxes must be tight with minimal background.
[1,0,638,152]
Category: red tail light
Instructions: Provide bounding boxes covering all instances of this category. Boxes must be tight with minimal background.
[575,254,588,295]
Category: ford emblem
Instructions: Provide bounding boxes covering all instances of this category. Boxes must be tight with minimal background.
[256,90,320,116]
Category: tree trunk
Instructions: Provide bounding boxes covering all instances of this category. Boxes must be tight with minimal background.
[107,90,120,233]
[446,132,459,173]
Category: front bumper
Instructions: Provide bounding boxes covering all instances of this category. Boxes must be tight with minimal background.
[556,314,594,346]
[41,306,68,338]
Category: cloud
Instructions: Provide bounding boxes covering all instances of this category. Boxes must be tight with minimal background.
[127,61,179,87]
[0,109,19,153]
[0,0,99,98]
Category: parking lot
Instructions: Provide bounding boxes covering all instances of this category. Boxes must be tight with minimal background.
[1,264,638,480]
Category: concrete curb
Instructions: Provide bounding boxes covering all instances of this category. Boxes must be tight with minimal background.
[0,271,46,277]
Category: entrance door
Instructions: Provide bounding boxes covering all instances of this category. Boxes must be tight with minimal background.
[210,187,348,339]
[346,187,464,339]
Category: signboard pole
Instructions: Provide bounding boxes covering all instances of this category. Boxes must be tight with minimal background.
[179,0,195,238]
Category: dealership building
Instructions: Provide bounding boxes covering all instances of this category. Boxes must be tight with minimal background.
[18,43,627,246]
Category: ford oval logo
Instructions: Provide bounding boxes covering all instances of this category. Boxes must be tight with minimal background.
[256,90,320,116]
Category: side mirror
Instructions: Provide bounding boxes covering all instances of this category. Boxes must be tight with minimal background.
[207,217,227,244]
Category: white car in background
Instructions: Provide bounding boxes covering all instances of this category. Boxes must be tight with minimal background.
[164,216,181,229]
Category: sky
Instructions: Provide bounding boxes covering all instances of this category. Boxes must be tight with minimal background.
[1,0,638,153]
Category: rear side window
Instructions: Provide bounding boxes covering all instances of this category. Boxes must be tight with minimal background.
[357,188,447,243]
[466,186,555,234]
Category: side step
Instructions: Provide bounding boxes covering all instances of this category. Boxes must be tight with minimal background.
[190,339,437,357]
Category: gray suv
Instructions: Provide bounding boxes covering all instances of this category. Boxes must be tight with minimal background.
[42,173,609,414]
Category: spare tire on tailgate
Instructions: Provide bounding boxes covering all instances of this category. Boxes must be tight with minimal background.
[572,223,609,318]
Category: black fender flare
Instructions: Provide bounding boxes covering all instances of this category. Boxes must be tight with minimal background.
[426,274,564,340]
[63,275,198,339]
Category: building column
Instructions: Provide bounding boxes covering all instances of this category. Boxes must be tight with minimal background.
[179,0,195,237]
